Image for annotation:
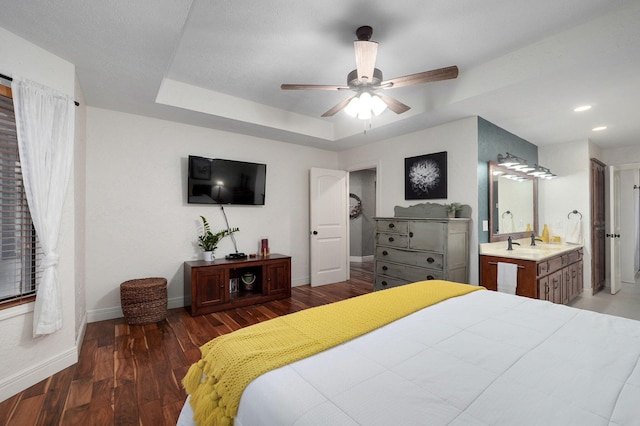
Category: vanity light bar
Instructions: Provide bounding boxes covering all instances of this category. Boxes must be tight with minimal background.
[497,153,556,179]
[497,153,521,168]
[526,165,556,179]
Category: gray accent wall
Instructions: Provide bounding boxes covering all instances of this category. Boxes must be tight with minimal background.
[477,117,538,243]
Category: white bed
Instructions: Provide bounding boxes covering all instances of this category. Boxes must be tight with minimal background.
[179,289,640,426]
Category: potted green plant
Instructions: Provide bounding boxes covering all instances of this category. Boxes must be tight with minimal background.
[444,202,462,218]
[197,216,239,261]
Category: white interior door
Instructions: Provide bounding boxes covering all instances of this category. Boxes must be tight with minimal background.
[310,167,348,287]
[609,165,622,294]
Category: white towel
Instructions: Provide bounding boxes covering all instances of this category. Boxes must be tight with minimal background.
[497,262,518,295]
[565,218,583,244]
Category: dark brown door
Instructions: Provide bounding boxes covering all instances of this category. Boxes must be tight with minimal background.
[591,158,606,294]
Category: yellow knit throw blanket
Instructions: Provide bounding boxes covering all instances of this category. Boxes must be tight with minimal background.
[182,280,483,425]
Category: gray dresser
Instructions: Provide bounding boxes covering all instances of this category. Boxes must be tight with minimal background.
[374,217,470,291]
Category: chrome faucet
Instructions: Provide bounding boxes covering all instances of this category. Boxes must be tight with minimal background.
[530,233,543,246]
[507,236,520,251]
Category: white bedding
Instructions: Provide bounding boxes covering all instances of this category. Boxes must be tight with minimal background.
[179,290,640,426]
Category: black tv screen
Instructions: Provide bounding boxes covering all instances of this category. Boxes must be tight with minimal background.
[188,156,266,205]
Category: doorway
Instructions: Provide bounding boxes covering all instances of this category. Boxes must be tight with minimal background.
[615,166,640,284]
[348,168,377,283]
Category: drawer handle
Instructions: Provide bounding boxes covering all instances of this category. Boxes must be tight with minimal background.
[427,257,435,263]
[426,275,434,280]
[388,223,395,229]
[381,281,388,286]
[382,250,388,256]
[409,232,414,238]
[382,265,388,271]
[388,237,394,242]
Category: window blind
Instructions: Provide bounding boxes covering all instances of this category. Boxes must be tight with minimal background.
[0,88,40,307]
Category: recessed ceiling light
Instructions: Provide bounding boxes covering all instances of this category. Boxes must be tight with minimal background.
[574,105,592,112]
[592,126,607,132]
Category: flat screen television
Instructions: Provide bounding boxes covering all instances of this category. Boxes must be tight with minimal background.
[188,155,266,205]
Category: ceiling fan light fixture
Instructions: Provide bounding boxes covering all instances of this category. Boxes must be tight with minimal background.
[344,96,361,117]
[371,94,387,116]
[344,92,387,119]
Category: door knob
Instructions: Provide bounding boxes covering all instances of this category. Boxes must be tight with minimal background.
[312,231,318,235]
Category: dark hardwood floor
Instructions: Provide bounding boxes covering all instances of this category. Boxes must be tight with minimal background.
[0,262,373,425]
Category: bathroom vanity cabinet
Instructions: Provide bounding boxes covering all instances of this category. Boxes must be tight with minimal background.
[479,245,583,304]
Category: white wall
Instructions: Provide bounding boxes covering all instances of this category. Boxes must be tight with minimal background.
[539,140,593,290]
[339,117,480,285]
[0,27,81,402]
[85,108,338,321]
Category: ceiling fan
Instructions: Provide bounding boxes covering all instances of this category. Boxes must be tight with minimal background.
[281,26,459,119]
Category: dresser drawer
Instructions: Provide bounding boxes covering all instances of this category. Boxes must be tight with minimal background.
[376,219,408,234]
[377,261,442,282]
[376,246,444,270]
[375,232,409,248]
[408,221,446,252]
[374,274,411,291]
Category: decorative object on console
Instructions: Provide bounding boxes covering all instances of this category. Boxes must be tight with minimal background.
[443,202,462,218]
[405,151,447,200]
[196,215,239,261]
[241,272,257,291]
[260,237,270,257]
[229,278,239,293]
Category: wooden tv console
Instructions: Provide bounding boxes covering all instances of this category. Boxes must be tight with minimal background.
[184,254,291,316]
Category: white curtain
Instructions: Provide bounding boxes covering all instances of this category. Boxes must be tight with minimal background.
[11,78,75,337]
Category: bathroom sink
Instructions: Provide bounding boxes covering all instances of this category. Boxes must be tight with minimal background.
[479,241,582,260]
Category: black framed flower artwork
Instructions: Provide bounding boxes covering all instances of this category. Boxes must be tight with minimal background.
[405,151,447,200]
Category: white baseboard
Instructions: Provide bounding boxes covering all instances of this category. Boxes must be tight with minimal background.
[349,255,374,263]
[87,296,185,323]
[0,347,77,403]
[292,276,309,287]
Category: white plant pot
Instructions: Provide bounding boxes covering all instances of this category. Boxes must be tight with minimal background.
[203,251,215,262]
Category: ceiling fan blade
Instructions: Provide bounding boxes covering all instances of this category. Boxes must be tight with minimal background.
[321,96,354,117]
[354,40,378,83]
[382,65,459,89]
[281,84,348,91]
[378,94,411,114]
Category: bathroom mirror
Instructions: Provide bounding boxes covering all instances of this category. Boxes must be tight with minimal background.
[488,161,538,242]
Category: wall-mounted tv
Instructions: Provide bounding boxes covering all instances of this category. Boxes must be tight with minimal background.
[188,155,266,205]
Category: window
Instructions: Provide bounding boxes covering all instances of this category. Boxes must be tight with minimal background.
[0,85,40,308]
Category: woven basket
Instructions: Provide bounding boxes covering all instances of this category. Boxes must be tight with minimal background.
[120,277,167,325]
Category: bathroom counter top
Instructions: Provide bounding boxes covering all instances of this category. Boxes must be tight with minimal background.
[479,240,583,261]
